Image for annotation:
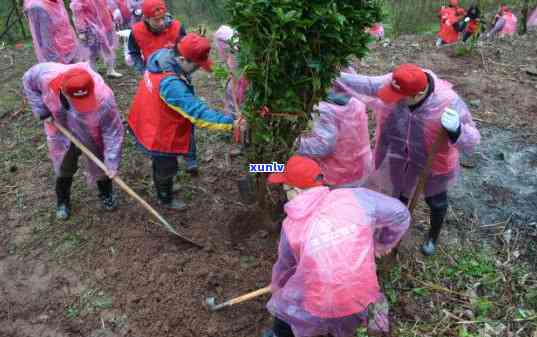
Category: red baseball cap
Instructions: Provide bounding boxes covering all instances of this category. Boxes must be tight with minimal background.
[268,155,324,189]
[177,33,213,72]
[60,68,97,113]
[142,0,166,18]
[378,64,428,103]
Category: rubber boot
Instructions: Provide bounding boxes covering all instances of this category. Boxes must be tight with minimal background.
[55,177,73,220]
[421,207,447,256]
[106,61,123,78]
[155,177,187,211]
[97,178,118,211]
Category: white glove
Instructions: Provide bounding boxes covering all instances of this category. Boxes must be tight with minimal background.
[134,8,142,16]
[464,17,470,22]
[113,9,122,24]
[441,108,460,132]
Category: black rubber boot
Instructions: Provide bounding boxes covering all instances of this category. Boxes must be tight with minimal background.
[55,177,73,220]
[155,176,187,211]
[97,178,118,211]
[422,206,447,256]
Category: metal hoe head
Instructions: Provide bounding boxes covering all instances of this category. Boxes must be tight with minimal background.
[205,296,225,311]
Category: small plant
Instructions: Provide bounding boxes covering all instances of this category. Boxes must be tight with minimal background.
[457,326,480,337]
[355,327,368,337]
[183,190,193,201]
[473,297,494,318]
[65,305,79,319]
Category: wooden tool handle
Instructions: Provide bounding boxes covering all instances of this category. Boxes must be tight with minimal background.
[50,119,203,248]
[227,286,272,306]
[408,130,448,215]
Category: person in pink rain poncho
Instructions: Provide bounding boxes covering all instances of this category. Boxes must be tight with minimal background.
[70,0,123,78]
[214,25,249,118]
[528,7,537,29]
[105,0,129,29]
[297,94,372,188]
[22,63,124,220]
[263,155,410,337]
[335,64,480,256]
[127,0,144,26]
[487,4,518,38]
[23,0,85,64]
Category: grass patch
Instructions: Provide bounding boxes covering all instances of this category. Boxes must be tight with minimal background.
[66,287,114,319]
[379,243,537,336]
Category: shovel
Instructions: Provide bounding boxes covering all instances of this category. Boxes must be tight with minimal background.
[49,118,204,248]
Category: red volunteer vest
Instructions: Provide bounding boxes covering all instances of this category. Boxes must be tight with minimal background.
[438,7,462,43]
[132,20,182,61]
[128,72,192,154]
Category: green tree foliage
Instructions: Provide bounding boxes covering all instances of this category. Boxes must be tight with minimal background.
[226,0,382,166]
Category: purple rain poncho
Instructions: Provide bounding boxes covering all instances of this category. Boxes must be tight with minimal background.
[23,62,124,184]
[334,69,480,198]
[23,0,85,64]
[70,0,119,67]
[268,186,410,337]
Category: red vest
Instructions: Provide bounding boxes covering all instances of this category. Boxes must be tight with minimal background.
[128,72,192,154]
[438,7,462,43]
[132,20,181,61]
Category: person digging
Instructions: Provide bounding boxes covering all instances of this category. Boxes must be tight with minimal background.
[23,63,124,220]
[263,155,410,337]
[128,33,240,210]
[335,63,480,256]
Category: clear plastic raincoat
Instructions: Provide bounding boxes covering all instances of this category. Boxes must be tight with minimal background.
[268,186,410,337]
[334,69,480,198]
[70,0,119,67]
[23,0,84,64]
[298,98,372,187]
[22,62,124,184]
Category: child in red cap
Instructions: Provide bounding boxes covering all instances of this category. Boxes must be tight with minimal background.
[263,155,410,337]
[335,64,480,256]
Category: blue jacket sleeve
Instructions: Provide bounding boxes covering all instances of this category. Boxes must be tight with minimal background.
[128,32,145,74]
[160,76,234,131]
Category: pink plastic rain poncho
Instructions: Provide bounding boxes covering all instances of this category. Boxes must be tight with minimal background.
[268,186,410,337]
[105,0,125,27]
[368,23,384,40]
[127,0,144,26]
[528,7,537,29]
[334,70,480,198]
[70,0,119,68]
[214,25,249,116]
[297,97,372,187]
[498,11,518,37]
[23,0,84,64]
[22,62,124,184]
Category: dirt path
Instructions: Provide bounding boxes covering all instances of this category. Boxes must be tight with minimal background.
[1,31,536,337]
